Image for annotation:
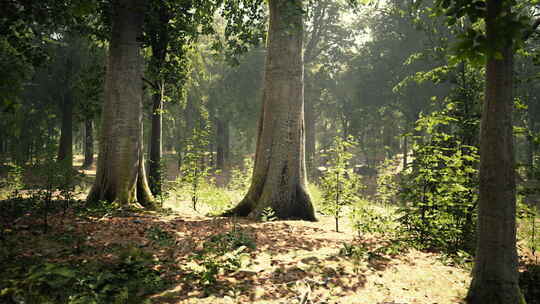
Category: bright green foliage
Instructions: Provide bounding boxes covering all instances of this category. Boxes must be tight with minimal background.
[179,118,211,212]
[319,135,362,232]
[0,246,165,304]
[32,157,82,233]
[399,105,479,254]
[260,207,277,222]
[351,201,397,238]
[0,165,24,200]
[517,201,540,260]
[185,227,254,289]
[376,159,401,206]
[228,156,254,193]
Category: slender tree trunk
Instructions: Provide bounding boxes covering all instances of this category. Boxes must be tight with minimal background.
[57,92,73,167]
[224,119,230,171]
[87,0,155,208]
[466,2,521,303]
[224,0,316,221]
[149,89,163,195]
[175,122,184,169]
[305,96,316,177]
[216,118,225,173]
[82,118,94,169]
[402,134,408,170]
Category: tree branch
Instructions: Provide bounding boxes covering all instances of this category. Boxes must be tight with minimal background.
[142,77,158,90]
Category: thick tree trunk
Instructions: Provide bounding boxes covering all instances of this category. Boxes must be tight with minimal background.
[466,2,521,303]
[87,0,155,208]
[57,92,73,167]
[224,0,316,221]
[149,90,163,195]
[82,118,94,169]
[147,3,169,196]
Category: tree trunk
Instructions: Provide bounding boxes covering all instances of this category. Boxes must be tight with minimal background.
[216,118,225,172]
[224,119,230,171]
[57,92,73,167]
[224,0,316,221]
[149,89,163,195]
[82,118,94,169]
[402,134,408,170]
[305,95,316,177]
[466,1,521,303]
[87,0,155,208]
[147,2,169,196]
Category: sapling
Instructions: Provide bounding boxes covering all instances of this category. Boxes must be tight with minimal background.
[319,135,361,232]
[179,125,211,211]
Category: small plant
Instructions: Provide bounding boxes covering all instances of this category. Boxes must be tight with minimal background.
[185,228,255,291]
[319,135,362,232]
[0,164,24,200]
[204,228,256,253]
[146,225,175,247]
[0,246,165,304]
[31,159,82,233]
[398,107,479,255]
[351,201,397,238]
[179,126,211,212]
[228,156,253,193]
[517,201,539,263]
[339,242,369,274]
[260,207,277,222]
[376,158,401,205]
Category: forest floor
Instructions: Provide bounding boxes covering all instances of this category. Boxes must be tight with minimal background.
[1,157,538,304]
[0,200,471,304]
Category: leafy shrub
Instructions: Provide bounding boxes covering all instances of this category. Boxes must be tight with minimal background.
[0,164,24,200]
[260,207,277,222]
[398,109,479,255]
[228,156,253,193]
[375,158,401,205]
[319,135,362,232]
[185,228,255,289]
[179,126,211,211]
[351,200,397,238]
[0,246,165,304]
[517,200,539,258]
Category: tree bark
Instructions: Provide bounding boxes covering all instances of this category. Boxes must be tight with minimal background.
[57,91,73,167]
[305,94,316,177]
[87,0,155,208]
[466,1,521,303]
[82,118,94,169]
[402,134,408,170]
[147,2,169,196]
[149,89,163,195]
[224,0,316,221]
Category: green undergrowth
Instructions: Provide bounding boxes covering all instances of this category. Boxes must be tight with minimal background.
[183,227,256,292]
[1,245,167,304]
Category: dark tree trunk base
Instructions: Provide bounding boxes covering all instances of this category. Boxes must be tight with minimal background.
[466,283,525,304]
[222,184,317,222]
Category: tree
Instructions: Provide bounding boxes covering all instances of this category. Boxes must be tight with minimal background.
[224,0,316,221]
[87,0,154,207]
[466,1,520,302]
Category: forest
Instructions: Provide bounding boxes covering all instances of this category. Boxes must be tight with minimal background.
[0,0,539,303]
